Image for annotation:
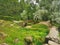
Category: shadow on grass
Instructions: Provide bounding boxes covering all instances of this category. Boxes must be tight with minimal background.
[0,15,21,21]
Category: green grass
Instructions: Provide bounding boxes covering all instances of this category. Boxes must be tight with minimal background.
[0,20,49,45]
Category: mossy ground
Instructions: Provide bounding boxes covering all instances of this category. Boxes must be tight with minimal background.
[0,20,49,45]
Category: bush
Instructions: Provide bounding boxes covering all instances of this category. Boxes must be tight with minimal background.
[33,9,48,23]
[50,12,60,24]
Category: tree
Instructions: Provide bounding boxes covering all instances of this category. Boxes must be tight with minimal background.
[49,0,60,24]
[33,9,48,23]
[20,10,27,20]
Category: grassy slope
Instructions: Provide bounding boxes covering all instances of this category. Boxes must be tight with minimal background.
[0,20,49,45]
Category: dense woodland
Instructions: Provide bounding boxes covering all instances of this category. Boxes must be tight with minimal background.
[0,0,60,24]
[0,0,60,45]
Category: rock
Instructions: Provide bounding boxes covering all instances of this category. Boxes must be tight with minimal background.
[48,26,59,38]
[25,26,32,28]
[16,27,20,28]
[24,36,33,42]
[13,20,20,23]
[18,21,27,27]
[10,24,14,27]
[38,20,51,27]
[24,36,33,45]
[43,44,48,45]
[48,40,60,45]
[0,43,8,45]
[0,20,4,23]
[46,26,60,43]
[44,37,50,44]
[0,32,7,40]
[13,38,20,43]
[0,20,4,26]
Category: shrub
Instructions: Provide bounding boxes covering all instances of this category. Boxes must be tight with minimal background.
[33,9,48,23]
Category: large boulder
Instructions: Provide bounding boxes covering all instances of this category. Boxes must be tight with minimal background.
[48,40,60,45]
[46,26,60,43]
[44,26,60,45]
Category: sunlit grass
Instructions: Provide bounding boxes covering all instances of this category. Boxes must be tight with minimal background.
[0,20,49,45]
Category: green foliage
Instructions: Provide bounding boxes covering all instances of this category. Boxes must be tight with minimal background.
[0,20,49,45]
[32,24,48,29]
[40,0,53,10]
[33,9,48,23]
[0,0,60,45]
[20,10,27,20]
[32,24,49,33]
[50,12,60,24]
[0,0,60,24]
[49,0,60,24]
